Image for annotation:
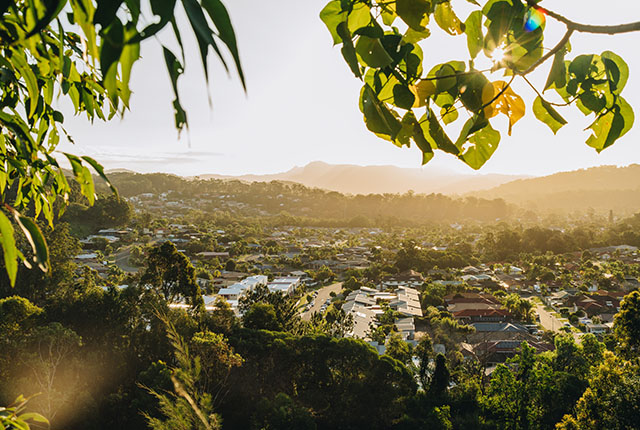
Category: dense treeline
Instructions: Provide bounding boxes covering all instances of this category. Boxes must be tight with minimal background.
[99,172,510,223]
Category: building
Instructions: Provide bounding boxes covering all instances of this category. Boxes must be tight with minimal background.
[267,277,301,295]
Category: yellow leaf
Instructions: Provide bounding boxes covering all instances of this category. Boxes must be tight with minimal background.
[412,80,436,107]
[482,80,525,135]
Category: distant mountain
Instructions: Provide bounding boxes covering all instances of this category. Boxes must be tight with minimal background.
[196,161,527,195]
[473,164,640,214]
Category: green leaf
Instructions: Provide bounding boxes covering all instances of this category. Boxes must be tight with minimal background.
[419,108,459,155]
[441,106,458,124]
[0,211,18,286]
[434,1,464,35]
[569,55,594,82]
[544,45,567,91]
[81,155,119,197]
[533,96,567,134]
[336,22,361,79]
[120,23,140,107]
[355,36,393,68]
[24,0,68,38]
[464,11,482,58]
[19,413,49,424]
[458,71,489,112]
[64,153,96,205]
[10,53,39,118]
[360,84,402,140]
[585,98,633,153]
[94,0,124,27]
[100,17,124,104]
[601,50,628,95]
[396,0,430,31]
[320,0,347,45]
[13,215,49,272]
[347,2,371,34]
[162,47,188,131]
[201,0,246,90]
[392,84,415,110]
[457,121,500,170]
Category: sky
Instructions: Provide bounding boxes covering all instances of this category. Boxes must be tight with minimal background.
[56,0,640,177]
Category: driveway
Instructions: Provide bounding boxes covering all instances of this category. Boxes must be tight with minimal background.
[301,282,342,320]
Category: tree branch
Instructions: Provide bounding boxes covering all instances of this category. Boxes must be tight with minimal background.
[518,28,573,76]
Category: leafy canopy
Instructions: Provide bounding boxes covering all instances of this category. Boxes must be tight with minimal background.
[320,0,636,169]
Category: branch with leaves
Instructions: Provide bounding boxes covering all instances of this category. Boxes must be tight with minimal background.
[320,0,636,169]
[0,0,244,284]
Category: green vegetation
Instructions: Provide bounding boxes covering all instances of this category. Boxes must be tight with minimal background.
[322,0,637,168]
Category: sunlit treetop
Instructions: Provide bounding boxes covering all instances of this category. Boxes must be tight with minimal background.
[320,0,638,169]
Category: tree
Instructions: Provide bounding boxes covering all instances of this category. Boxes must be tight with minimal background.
[243,303,282,331]
[320,0,636,169]
[613,290,640,358]
[385,332,413,365]
[0,0,244,285]
[140,242,202,306]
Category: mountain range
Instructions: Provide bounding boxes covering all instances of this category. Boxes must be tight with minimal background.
[195,161,527,195]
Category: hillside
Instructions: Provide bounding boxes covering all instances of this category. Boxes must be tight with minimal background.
[474,165,640,214]
[196,161,526,195]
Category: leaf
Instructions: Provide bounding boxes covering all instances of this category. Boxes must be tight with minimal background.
[320,0,347,45]
[441,106,458,124]
[64,153,96,205]
[544,45,567,91]
[201,0,246,90]
[403,27,430,43]
[434,1,464,36]
[533,96,567,134]
[355,36,393,68]
[569,54,594,82]
[457,120,500,170]
[347,2,371,34]
[120,23,140,107]
[19,413,49,424]
[10,53,39,118]
[100,17,124,104]
[24,0,68,38]
[162,47,188,131]
[459,71,490,112]
[585,98,633,153]
[13,215,49,272]
[396,0,430,31]
[464,11,483,58]
[336,22,361,78]
[392,84,415,110]
[483,80,525,135]
[0,210,18,286]
[411,80,436,107]
[133,0,177,41]
[94,0,124,27]
[81,155,119,197]
[601,50,628,95]
[419,109,459,155]
[360,85,402,140]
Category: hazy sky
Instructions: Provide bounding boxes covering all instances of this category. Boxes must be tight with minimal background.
[57,1,640,177]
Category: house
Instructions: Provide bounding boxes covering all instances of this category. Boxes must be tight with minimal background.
[197,251,230,260]
[381,270,424,289]
[267,277,301,295]
[585,323,610,334]
[389,287,423,317]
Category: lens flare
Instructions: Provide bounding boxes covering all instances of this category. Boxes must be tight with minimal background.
[491,46,506,63]
[524,8,546,32]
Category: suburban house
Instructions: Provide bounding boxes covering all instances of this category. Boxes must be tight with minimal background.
[381,270,424,289]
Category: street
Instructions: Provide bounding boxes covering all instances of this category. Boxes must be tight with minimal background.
[301,282,343,320]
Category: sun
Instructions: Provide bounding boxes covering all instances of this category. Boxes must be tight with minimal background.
[491,46,506,63]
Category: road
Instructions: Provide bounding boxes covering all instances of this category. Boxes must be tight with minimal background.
[301,282,343,320]
[113,245,140,273]
[533,301,582,342]
[534,303,565,333]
